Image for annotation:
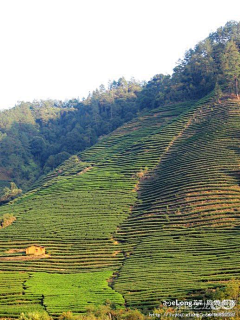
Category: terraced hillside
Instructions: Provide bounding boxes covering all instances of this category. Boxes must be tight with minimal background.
[0,95,239,316]
[114,97,240,307]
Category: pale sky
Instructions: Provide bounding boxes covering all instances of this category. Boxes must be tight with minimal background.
[0,0,240,110]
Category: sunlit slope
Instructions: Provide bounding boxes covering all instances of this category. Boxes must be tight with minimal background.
[114,98,240,307]
[0,101,189,273]
[0,101,193,316]
[0,271,123,317]
[1,95,240,314]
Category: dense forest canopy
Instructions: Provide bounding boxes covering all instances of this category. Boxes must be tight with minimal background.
[139,20,240,108]
[0,78,143,194]
[0,21,240,198]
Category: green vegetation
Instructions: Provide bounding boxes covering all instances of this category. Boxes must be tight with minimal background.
[0,272,44,317]
[0,182,22,204]
[25,272,124,316]
[0,79,142,194]
[0,101,192,316]
[114,96,240,308]
[1,93,240,316]
[1,21,240,197]
[0,213,16,228]
[19,311,52,320]
[0,21,240,319]
[18,308,148,320]
[0,272,124,318]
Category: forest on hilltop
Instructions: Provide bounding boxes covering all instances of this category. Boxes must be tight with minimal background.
[0,20,240,199]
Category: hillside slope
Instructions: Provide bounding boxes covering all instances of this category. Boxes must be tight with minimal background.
[0,79,142,194]
[114,96,240,307]
[0,95,239,316]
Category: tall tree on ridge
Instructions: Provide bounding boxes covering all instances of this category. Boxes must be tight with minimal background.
[221,40,240,98]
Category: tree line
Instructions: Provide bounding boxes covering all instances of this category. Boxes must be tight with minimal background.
[0,21,239,197]
[0,78,142,194]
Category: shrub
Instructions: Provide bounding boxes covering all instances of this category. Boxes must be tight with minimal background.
[59,311,76,320]
[19,311,52,320]
[0,213,16,228]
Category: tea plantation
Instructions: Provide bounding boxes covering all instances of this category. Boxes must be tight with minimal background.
[0,96,239,316]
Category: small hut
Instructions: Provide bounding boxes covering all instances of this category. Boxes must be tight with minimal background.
[26,245,45,256]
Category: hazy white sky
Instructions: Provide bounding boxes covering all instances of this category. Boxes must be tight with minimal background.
[0,0,240,110]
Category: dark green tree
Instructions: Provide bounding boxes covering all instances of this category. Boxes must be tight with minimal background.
[221,40,240,98]
[214,81,223,103]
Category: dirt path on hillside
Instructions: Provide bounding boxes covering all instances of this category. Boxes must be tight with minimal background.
[77,166,92,175]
